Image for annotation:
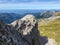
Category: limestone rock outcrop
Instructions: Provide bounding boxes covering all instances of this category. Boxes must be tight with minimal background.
[0,14,41,45]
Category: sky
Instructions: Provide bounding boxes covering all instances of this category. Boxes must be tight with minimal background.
[0,0,60,9]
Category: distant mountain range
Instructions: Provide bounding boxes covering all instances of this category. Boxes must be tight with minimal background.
[0,13,22,24]
[0,9,60,24]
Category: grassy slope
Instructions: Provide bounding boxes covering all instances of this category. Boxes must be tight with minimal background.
[38,18,60,43]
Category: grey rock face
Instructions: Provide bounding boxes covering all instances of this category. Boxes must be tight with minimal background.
[0,14,41,45]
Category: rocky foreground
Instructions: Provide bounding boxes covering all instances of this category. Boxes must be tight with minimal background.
[0,14,41,45]
[0,14,57,45]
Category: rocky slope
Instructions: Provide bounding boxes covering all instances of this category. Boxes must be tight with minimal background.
[0,15,41,45]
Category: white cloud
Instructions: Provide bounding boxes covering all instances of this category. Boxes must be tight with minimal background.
[0,0,60,3]
[0,2,60,9]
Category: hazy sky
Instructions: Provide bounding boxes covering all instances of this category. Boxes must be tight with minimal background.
[0,0,60,9]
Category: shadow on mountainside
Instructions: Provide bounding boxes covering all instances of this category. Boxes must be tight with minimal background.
[40,36,48,45]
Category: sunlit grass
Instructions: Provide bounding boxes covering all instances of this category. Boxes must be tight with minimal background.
[38,18,60,43]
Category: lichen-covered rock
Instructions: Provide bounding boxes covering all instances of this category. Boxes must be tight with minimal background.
[10,14,37,35]
[0,14,41,45]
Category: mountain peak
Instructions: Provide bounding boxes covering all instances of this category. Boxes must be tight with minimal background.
[0,15,41,45]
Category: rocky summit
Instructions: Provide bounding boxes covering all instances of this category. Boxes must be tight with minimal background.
[0,14,41,45]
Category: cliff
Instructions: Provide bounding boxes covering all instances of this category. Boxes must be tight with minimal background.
[0,14,41,45]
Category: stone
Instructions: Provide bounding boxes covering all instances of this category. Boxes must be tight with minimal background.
[45,38,57,45]
[0,14,41,45]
